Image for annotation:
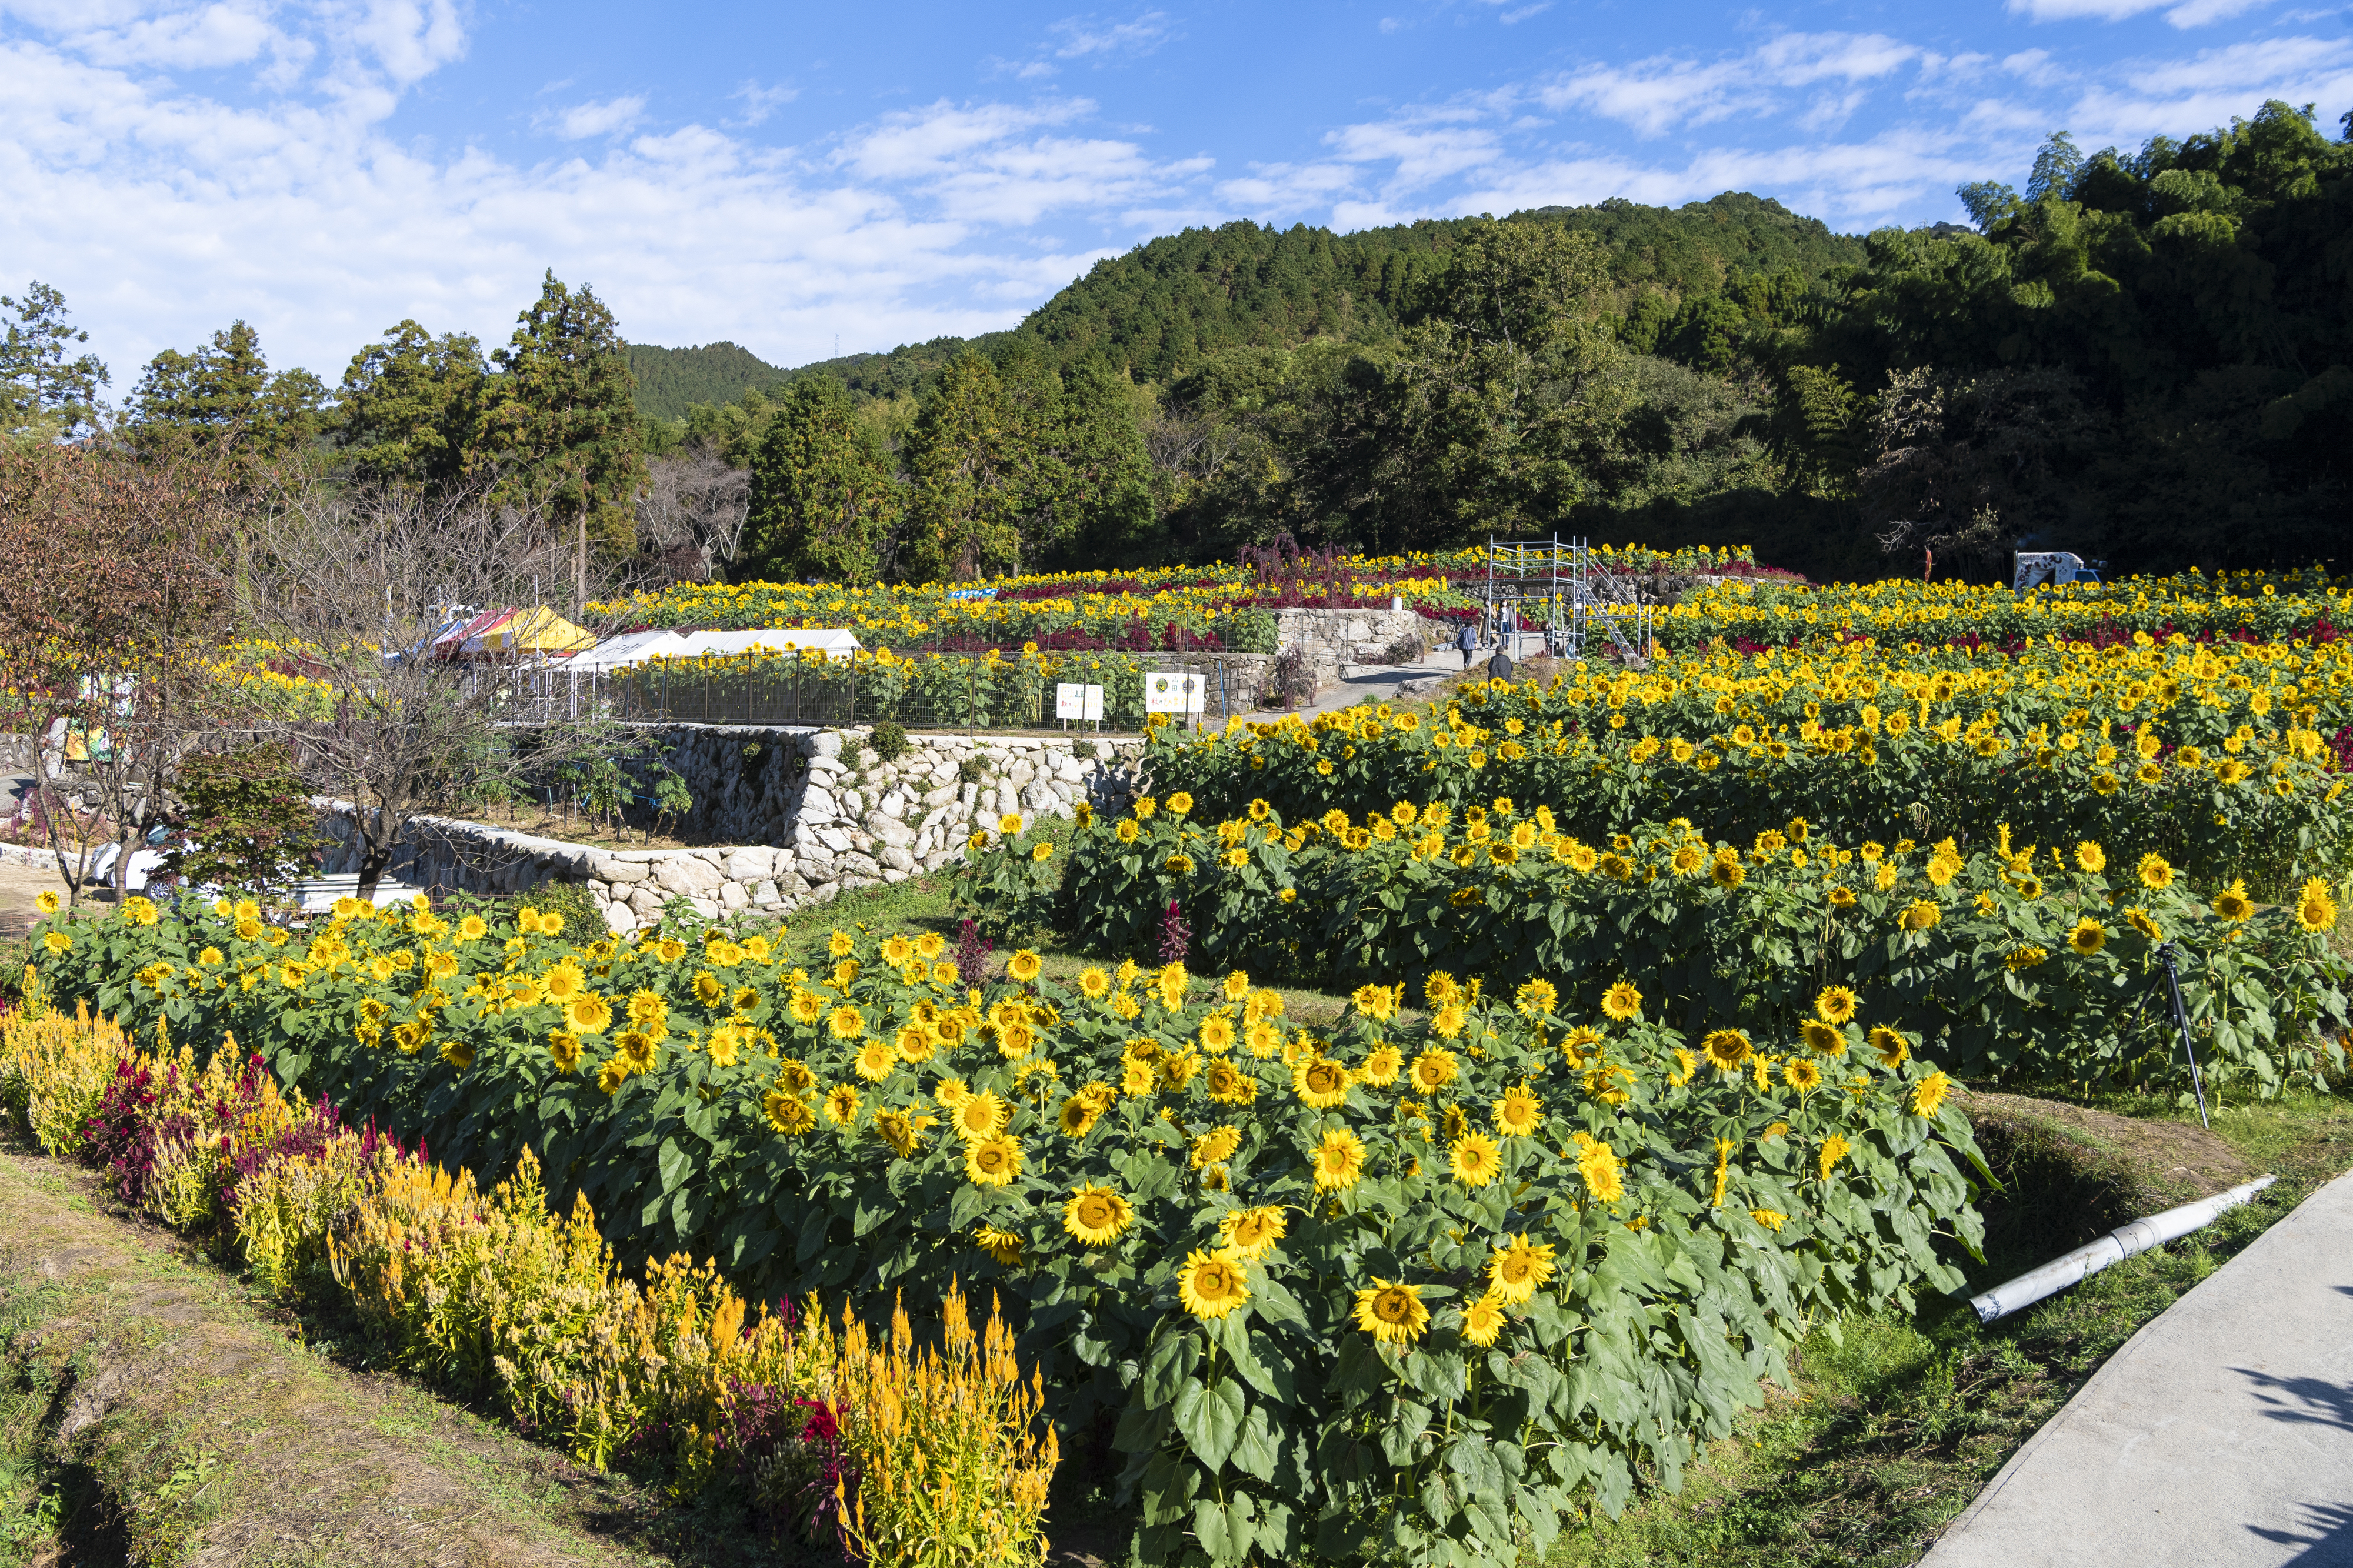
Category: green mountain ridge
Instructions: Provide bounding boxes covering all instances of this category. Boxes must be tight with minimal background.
[627,192,1867,420]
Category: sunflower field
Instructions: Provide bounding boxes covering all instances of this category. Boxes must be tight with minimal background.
[1124,632,2353,889]
[961,794,2348,1097]
[28,895,1985,1566]
[1654,568,2352,653]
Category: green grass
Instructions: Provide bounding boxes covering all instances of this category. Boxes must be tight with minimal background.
[1544,1087,2353,1567]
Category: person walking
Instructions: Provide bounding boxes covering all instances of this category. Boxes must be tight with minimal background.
[1501,603,1516,655]
[1456,619,1477,669]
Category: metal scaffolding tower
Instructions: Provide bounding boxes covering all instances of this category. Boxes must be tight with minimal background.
[1482,536,1651,665]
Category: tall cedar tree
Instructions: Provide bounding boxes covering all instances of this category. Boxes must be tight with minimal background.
[1,283,108,441]
[1294,219,1627,553]
[902,354,1020,581]
[473,272,646,573]
[740,374,901,585]
[1048,360,1156,566]
[332,321,488,495]
[128,321,329,478]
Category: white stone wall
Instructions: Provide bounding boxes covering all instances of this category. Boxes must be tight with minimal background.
[318,726,1142,939]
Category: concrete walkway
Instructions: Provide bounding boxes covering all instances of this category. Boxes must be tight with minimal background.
[1922,1170,2353,1568]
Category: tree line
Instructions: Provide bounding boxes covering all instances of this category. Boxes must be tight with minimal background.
[7,98,2345,589]
[682,99,2349,583]
[1,271,647,595]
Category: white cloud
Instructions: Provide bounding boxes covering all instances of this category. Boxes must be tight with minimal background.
[2007,0,2279,23]
[1539,32,1917,136]
[1049,11,1172,59]
[0,9,1223,379]
[6,1,2351,386]
[732,80,798,126]
[545,96,646,140]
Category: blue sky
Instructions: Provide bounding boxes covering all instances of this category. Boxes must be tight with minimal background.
[5,0,2348,389]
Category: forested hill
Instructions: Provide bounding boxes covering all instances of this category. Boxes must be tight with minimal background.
[625,341,791,422]
[627,192,1864,413]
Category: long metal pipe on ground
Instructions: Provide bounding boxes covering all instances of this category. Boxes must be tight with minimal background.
[1969,1175,2277,1325]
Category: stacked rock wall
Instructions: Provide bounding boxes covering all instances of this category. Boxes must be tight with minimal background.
[319,725,1143,936]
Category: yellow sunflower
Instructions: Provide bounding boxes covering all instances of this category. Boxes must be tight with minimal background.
[1815,986,1858,1025]
[1869,1026,1911,1067]
[1488,1236,1557,1304]
[1460,1292,1508,1349]
[1219,1205,1287,1260]
[952,1090,1009,1142]
[1783,1057,1822,1093]
[1204,1058,1259,1106]
[2068,917,2107,955]
[2137,852,2175,890]
[964,1134,1023,1185]
[1911,1070,1952,1119]
[823,1083,861,1127]
[1409,1047,1458,1094]
[1007,949,1044,983]
[1352,1279,1429,1345]
[2295,878,2338,933]
[765,1090,815,1135]
[1062,1185,1134,1246]
[1191,1125,1242,1169]
[1492,1083,1543,1139]
[1449,1133,1502,1187]
[1600,981,1642,1022]
[854,1039,896,1081]
[1701,1028,1751,1073]
[2212,881,2255,922]
[1312,1129,1367,1191]
[1177,1247,1250,1320]
[1293,1056,1351,1109]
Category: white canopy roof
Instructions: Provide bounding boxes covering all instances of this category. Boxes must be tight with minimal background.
[672,628,862,660]
[569,629,694,672]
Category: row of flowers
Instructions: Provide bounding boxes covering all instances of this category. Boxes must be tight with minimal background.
[1138,635,2353,891]
[0,989,1058,1563]
[957,793,2348,1097]
[28,896,1982,1566]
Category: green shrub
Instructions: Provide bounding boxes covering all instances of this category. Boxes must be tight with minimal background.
[520,880,610,942]
[958,755,990,785]
[165,745,319,893]
[1072,739,1099,760]
[869,721,909,763]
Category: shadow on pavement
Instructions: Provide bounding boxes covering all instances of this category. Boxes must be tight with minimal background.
[2232,1365,2353,1434]
[2251,1501,2353,1564]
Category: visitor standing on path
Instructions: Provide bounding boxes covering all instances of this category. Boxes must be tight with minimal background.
[1456,620,1477,669]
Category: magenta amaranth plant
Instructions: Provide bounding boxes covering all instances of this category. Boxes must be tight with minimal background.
[954,918,993,987]
[1158,898,1191,966]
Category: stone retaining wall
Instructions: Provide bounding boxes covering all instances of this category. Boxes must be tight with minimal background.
[319,725,1145,937]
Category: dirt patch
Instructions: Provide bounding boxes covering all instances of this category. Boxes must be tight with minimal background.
[1957,1086,2258,1261]
[0,1146,636,1567]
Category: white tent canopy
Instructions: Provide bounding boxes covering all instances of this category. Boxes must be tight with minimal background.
[569,629,694,672]
[671,628,862,660]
